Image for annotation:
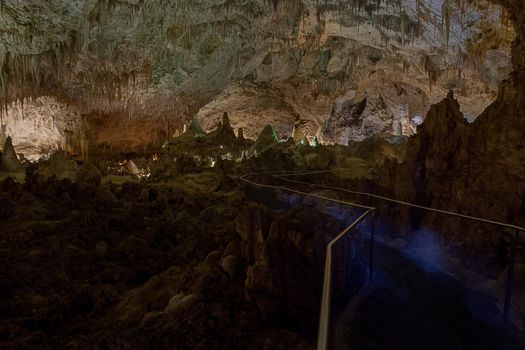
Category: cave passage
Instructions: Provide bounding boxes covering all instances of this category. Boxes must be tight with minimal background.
[1,0,525,349]
[242,172,525,349]
[339,243,522,350]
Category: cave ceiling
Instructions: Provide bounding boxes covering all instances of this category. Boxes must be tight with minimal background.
[0,0,515,156]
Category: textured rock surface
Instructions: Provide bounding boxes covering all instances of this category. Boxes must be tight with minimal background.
[0,170,318,348]
[361,74,525,324]
[0,0,514,156]
[237,200,367,334]
[370,0,525,242]
[0,97,85,160]
[0,136,22,172]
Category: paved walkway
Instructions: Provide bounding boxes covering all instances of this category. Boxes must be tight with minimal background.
[338,243,524,350]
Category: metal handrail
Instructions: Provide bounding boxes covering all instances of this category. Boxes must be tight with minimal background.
[272,171,525,320]
[239,172,376,350]
[273,172,525,233]
[316,209,374,350]
[239,170,524,349]
[239,172,374,210]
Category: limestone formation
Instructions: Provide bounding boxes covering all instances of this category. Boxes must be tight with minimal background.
[0,1,524,348]
[187,118,207,137]
[0,137,23,173]
[221,255,239,279]
[35,151,78,180]
[0,1,513,155]
[208,112,237,146]
[247,125,279,157]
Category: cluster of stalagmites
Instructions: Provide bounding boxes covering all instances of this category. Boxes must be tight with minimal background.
[0,145,369,348]
[0,109,405,187]
[0,107,389,348]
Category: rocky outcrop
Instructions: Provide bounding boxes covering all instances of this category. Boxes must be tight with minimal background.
[237,201,369,335]
[0,97,85,161]
[372,0,525,235]
[35,151,79,181]
[0,137,23,173]
[0,170,315,349]
[371,83,525,282]
[247,125,280,157]
[207,112,238,146]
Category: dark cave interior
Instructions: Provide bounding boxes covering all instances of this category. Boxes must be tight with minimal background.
[1,1,525,349]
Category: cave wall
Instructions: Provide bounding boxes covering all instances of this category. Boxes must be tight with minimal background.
[373,0,525,264]
[0,0,515,155]
[0,97,85,161]
[193,0,513,144]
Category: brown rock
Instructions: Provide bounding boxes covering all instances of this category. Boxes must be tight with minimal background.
[95,241,108,257]
[235,204,272,262]
[221,255,239,279]
[0,137,23,173]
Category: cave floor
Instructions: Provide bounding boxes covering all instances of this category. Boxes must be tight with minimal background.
[338,243,524,350]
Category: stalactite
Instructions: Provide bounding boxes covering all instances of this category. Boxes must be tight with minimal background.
[0,0,513,124]
[423,54,440,93]
[442,0,451,50]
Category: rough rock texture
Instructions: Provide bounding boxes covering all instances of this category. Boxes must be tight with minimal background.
[370,88,522,249]
[0,97,85,161]
[0,0,514,156]
[236,200,368,334]
[0,171,320,349]
[248,125,280,157]
[196,82,313,141]
[0,136,23,172]
[323,76,431,144]
[328,0,525,315]
[371,0,525,241]
[35,151,80,181]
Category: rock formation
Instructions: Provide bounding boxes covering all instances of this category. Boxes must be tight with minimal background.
[373,85,525,274]
[208,112,238,146]
[248,125,280,157]
[0,137,23,173]
[0,1,515,155]
[1,0,525,347]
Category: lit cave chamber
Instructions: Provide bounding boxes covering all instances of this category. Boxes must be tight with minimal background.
[0,1,524,349]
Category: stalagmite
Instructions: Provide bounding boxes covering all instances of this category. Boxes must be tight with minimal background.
[0,136,23,172]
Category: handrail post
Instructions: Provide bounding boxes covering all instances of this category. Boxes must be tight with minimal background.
[503,230,519,319]
[369,212,376,280]
[317,244,333,350]
[316,210,373,350]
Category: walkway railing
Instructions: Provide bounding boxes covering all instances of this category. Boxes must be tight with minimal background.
[273,170,525,320]
[316,209,375,350]
[239,170,525,350]
[240,171,376,350]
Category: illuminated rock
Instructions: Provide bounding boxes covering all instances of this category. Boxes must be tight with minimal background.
[221,255,239,279]
[0,1,514,152]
